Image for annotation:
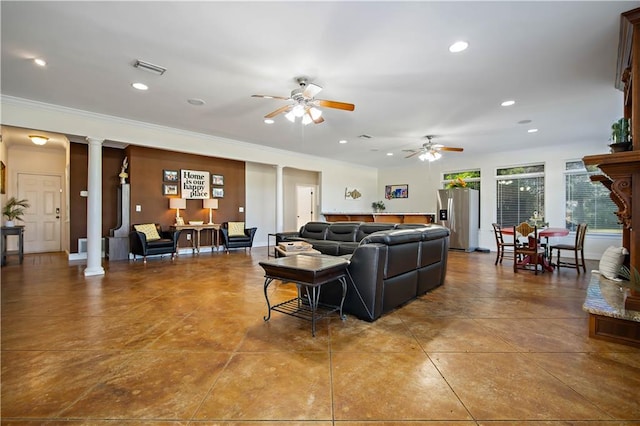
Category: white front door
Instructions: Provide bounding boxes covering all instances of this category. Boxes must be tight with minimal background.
[18,173,62,253]
[296,185,315,229]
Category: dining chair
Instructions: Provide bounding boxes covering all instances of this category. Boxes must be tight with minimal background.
[550,223,588,273]
[491,223,517,265]
[515,222,535,245]
[513,226,545,275]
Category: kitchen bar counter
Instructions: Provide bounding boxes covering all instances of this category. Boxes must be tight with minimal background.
[322,212,434,224]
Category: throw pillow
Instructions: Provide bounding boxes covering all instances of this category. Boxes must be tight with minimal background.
[598,246,628,280]
[228,222,246,236]
[134,224,161,241]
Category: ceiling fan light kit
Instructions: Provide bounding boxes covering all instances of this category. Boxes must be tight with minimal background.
[252,76,354,125]
[404,135,463,162]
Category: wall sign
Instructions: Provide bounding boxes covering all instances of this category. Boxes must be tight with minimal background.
[181,169,210,199]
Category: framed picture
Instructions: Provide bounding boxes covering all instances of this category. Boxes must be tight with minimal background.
[212,187,224,198]
[211,174,224,186]
[385,184,408,199]
[163,184,178,195]
[163,170,179,182]
[0,161,5,194]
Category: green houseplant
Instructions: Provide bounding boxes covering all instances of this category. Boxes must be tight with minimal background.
[609,118,632,152]
[2,197,30,226]
[371,200,386,212]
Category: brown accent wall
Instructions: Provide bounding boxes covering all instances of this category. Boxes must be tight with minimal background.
[127,145,245,231]
[69,143,246,252]
[69,143,123,253]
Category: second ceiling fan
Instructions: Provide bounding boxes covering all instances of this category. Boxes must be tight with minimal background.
[252,77,355,125]
[403,135,464,162]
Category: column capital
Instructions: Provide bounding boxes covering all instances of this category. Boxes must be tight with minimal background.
[85,137,104,145]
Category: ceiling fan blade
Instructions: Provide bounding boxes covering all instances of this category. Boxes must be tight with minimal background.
[316,99,355,111]
[251,94,291,100]
[264,104,291,119]
[303,83,322,98]
[405,151,421,159]
[438,147,464,152]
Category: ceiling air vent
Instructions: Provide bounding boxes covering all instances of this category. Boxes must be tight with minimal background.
[358,134,373,139]
[133,60,166,75]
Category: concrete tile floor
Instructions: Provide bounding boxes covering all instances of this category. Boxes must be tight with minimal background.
[1,248,639,424]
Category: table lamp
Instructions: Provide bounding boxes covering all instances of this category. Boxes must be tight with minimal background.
[203,198,218,224]
[169,198,187,224]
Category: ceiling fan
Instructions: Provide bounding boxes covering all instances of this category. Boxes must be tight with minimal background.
[403,135,464,162]
[252,77,355,125]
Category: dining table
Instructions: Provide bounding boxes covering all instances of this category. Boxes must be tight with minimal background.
[500,226,570,272]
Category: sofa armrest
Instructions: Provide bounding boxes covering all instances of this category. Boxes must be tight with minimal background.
[345,243,387,321]
[246,227,257,242]
[129,231,148,255]
[275,231,300,243]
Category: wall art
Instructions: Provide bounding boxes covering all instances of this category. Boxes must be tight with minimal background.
[385,184,408,199]
[163,184,178,195]
[163,169,178,182]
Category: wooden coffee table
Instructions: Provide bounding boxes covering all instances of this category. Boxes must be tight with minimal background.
[259,254,349,336]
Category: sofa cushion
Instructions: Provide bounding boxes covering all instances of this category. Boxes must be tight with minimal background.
[308,240,341,256]
[228,222,246,236]
[326,222,360,242]
[300,222,330,240]
[356,223,396,241]
[134,224,161,241]
[147,238,175,248]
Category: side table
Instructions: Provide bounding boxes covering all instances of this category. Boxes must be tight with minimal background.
[1,226,25,266]
[260,254,349,336]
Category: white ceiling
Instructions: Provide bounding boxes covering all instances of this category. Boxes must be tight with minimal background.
[0,1,633,167]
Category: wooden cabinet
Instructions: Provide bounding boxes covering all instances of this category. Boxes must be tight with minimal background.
[583,8,640,273]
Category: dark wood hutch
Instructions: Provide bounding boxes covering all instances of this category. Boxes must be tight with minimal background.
[584,8,640,272]
[582,8,640,346]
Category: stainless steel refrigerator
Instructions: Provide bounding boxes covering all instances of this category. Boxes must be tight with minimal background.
[436,188,479,252]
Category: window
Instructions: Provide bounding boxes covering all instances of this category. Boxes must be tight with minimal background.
[564,160,621,233]
[442,170,480,190]
[496,164,544,227]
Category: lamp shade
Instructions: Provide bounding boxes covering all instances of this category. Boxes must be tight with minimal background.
[169,198,186,209]
[203,199,218,209]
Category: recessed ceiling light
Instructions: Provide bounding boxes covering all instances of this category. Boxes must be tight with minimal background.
[386,152,394,156]
[528,128,538,133]
[187,98,205,106]
[33,58,46,67]
[264,119,274,124]
[449,41,468,53]
[339,140,347,144]
[132,82,148,91]
[501,100,515,107]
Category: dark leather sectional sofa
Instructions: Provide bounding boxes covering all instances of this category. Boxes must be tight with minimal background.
[276,221,450,321]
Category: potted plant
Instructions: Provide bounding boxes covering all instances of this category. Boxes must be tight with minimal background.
[609,118,632,152]
[371,200,386,212]
[2,197,30,227]
[620,264,640,311]
[446,177,467,189]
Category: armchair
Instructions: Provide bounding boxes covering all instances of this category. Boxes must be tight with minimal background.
[220,221,257,253]
[129,223,181,263]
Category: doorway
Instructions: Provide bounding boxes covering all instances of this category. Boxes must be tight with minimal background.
[296,185,316,229]
[18,172,62,253]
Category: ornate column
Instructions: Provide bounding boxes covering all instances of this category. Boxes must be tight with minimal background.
[84,137,105,276]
